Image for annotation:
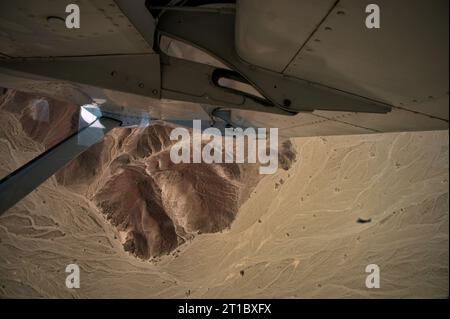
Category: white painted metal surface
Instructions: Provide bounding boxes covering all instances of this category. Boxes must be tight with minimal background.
[0,0,447,138]
[0,0,153,57]
[236,0,336,73]
[235,0,449,125]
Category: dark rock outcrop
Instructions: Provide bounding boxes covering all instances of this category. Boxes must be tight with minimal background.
[1,89,297,259]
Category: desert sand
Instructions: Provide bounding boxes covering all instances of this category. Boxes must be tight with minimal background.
[0,90,448,298]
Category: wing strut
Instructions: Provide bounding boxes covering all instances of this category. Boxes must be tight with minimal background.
[0,117,121,216]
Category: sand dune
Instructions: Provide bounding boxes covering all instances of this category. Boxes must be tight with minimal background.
[0,90,448,298]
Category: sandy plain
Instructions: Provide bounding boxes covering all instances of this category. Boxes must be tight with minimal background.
[0,91,448,298]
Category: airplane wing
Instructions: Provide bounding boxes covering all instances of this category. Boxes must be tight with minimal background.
[0,0,447,139]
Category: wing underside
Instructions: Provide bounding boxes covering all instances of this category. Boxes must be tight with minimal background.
[0,0,447,138]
